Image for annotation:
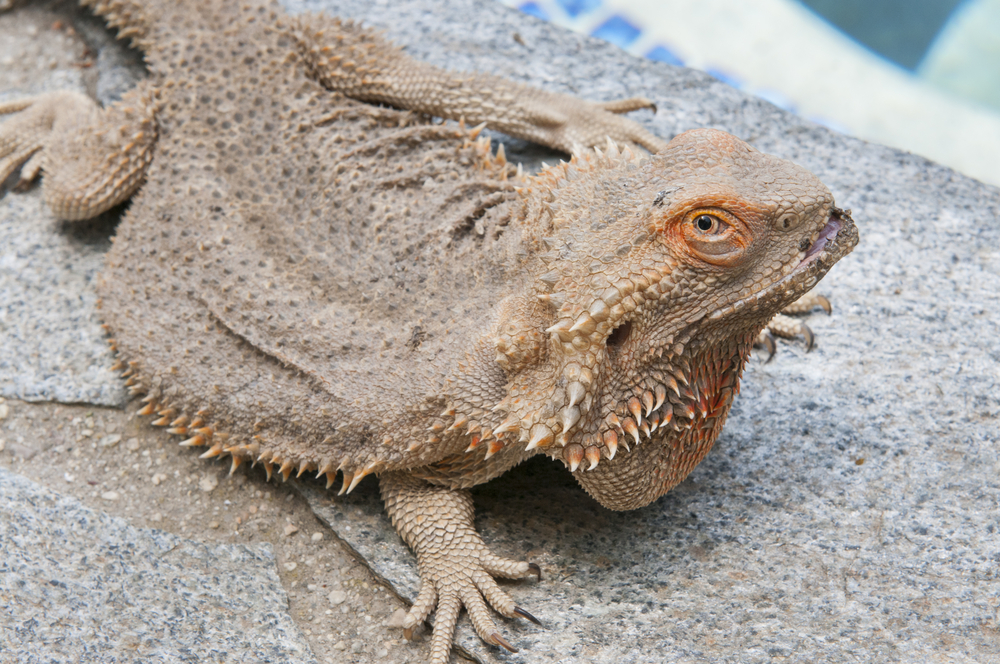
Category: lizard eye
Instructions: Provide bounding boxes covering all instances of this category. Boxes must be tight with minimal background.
[694,214,721,233]
[679,208,748,265]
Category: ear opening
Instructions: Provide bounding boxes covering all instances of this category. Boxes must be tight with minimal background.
[606,320,632,349]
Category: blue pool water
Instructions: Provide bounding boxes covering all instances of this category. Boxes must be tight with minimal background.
[506,0,1000,117]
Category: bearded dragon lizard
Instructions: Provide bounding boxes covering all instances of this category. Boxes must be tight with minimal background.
[0,1,857,662]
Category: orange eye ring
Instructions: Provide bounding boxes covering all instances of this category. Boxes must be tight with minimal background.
[679,208,749,265]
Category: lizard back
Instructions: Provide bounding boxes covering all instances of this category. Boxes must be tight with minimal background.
[97,2,526,482]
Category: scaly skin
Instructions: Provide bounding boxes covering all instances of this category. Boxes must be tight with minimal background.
[0,1,858,662]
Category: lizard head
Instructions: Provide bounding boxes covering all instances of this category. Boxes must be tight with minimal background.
[488,128,857,509]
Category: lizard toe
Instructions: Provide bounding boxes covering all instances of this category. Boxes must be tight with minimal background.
[479,548,536,579]
[597,96,658,115]
[765,313,816,351]
[781,291,833,315]
[402,578,438,638]
[426,592,462,664]
[460,580,509,649]
[471,567,518,618]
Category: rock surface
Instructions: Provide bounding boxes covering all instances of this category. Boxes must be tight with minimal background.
[0,467,316,664]
[1,0,998,663]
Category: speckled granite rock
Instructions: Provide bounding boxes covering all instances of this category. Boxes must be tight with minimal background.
[0,467,316,663]
[0,202,125,405]
[1,1,998,663]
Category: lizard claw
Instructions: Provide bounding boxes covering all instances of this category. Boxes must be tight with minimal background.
[514,606,543,625]
[491,632,518,653]
[800,322,816,352]
[755,328,777,362]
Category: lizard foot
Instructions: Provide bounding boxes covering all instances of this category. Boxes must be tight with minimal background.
[516,92,667,155]
[755,292,833,361]
[0,93,88,188]
[381,472,541,664]
[0,88,156,219]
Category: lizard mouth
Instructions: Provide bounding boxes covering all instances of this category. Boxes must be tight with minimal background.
[799,207,851,269]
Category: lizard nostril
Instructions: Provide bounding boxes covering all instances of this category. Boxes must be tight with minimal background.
[779,214,799,231]
[606,320,632,348]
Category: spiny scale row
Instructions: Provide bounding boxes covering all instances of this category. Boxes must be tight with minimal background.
[568,349,741,472]
[433,360,731,474]
[457,119,522,180]
[570,380,727,472]
[110,338,380,496]
[81,0,148,44]
[427,406,510,460]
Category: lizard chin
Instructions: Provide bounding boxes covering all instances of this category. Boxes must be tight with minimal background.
[568,333,753,510]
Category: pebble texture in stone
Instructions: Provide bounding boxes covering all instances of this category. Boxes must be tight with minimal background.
[1,0,998,662]
[0,467,317,664]
[0,205,125,406]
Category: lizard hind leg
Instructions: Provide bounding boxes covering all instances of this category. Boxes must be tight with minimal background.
[0,86,157,220]
[380,472,540,664]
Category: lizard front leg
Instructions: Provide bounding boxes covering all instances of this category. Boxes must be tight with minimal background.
[380,472,541,664]
[0,85,157,220]
[288,15,667,155]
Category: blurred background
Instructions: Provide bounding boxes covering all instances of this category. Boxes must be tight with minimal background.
[498,0,1000,186]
